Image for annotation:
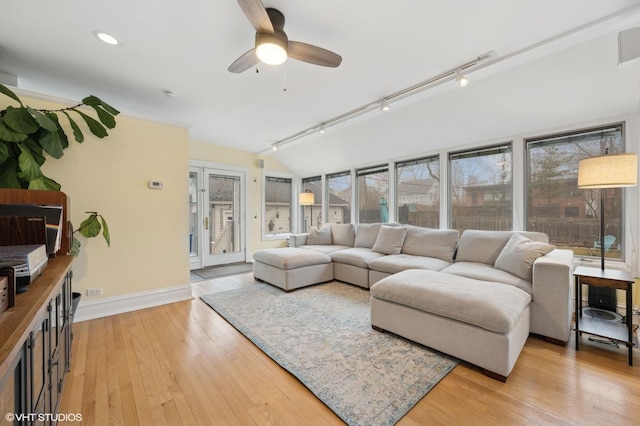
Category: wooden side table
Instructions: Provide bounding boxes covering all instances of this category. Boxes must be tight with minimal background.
[574,266,635,365]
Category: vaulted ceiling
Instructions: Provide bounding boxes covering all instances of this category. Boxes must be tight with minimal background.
[1,1,639,176]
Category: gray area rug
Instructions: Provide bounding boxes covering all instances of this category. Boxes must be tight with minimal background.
[200,282,458,426]
[192,262,253,280]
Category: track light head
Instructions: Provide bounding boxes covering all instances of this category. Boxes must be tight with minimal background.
[272,144,279,151]
[319,124,326,134]
[455,69,469,87]
[380,99,390,111]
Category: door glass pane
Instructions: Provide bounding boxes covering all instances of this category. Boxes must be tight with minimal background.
[209,175,241,255]
[189,171,199,257]
[396,157,440,228]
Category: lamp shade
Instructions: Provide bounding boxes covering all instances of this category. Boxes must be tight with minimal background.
[577,153,638,189]
[299,191,314,205]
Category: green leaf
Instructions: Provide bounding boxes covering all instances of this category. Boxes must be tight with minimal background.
[82,96,116,128]
[73,109,108,138]
[0,83,22,106]
[21,137,45,165]
[38,129,64,159]
[0,157,23,188]
[45,113,68,149]
[16,143,43,182]
[27,175,61,191]
[0,143,8,164]
[4,107,39,134]
[78,213,101,238]
[0,117,28,142]
[27,107,58,131]
[83,95,120,116]
[70,235,81,257]
[100,216,111,246]
[18,143,42,182]
[62,111,84,143]
[95,106,116,129]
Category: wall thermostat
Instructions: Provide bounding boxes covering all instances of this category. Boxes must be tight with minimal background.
[148,180,163,190]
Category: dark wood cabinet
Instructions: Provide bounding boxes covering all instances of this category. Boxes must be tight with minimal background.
[0,256,73,425]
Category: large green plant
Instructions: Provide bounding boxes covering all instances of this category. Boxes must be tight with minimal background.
[0,83,119,255]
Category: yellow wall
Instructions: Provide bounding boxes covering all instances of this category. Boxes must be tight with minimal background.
[189,140,291,255]
[1,93,190,299]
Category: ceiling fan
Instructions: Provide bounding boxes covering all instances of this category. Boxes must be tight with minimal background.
[228,0,342,73]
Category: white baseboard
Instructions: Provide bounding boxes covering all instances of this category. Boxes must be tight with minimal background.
[73,284,193,323]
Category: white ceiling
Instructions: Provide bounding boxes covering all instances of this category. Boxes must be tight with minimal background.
[1,1,640,176]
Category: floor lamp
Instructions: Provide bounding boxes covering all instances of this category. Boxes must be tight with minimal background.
[299,190,315,230]
[577,152,638,270]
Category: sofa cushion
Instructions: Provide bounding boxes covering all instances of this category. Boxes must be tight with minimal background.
[368,254,451,274]
[371,270,531,333]
[301,245,351,255]
[401,225,459,262]
[372,225,407,255]
[494,233,555,281]
[253,247,331,269]
[455,230,549,265]
[307,226,332,245]
[440,261,532,295]
[354,223,382,248]
[330,247,386,268]
[329,223,356,247]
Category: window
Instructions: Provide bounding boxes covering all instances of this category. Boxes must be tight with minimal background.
[326,171,351,225]
[449,144,512,232]
[526,124,624,259]
[396,156,440,227]
[357,165,389,223]
[301,176,321,231]
[264,175,292,237]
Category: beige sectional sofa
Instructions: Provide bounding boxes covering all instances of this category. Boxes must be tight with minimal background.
[255,222,573,380]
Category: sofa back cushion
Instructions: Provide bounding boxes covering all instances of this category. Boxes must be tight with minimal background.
[354,223,382,248]
[494,233,555,281]
[372,225,408,255]
[329,223,356,247]
[307,226,332,245]
[401,225,459,263]
[455,230,549,265]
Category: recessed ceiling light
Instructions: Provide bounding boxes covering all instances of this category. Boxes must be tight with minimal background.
[94,31,121,46]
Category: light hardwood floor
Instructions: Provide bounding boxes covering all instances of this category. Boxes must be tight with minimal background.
[59,274,640,425]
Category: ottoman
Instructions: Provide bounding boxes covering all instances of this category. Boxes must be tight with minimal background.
[253,247,333,291]
[370,269,531,381]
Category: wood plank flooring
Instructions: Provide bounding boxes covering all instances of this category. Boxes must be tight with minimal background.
[59,274,640,425]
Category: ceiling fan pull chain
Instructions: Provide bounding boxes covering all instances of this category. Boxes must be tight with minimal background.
[283,70,287,92]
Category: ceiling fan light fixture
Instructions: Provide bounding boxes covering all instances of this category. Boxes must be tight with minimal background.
[455,69,469,87]
[256,32,288,65]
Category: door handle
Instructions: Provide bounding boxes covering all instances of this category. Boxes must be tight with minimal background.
[205,217,209,230]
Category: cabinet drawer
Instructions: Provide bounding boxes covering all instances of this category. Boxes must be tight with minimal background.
[0,276,8,313]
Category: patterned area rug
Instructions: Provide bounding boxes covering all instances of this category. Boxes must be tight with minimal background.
[200,282,458,426]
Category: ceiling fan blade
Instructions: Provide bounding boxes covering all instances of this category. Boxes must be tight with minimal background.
[228,48,258,73]
[235,0,273,33]
[288,41,342,68]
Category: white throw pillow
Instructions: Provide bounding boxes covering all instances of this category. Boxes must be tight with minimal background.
[372,226,408,255]
[494,233,555,281]
[307,226,332,245]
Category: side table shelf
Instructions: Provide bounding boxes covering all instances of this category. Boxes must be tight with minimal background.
[574,266,635,366]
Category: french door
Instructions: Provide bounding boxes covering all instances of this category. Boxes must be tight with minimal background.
[189,165,246,269]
